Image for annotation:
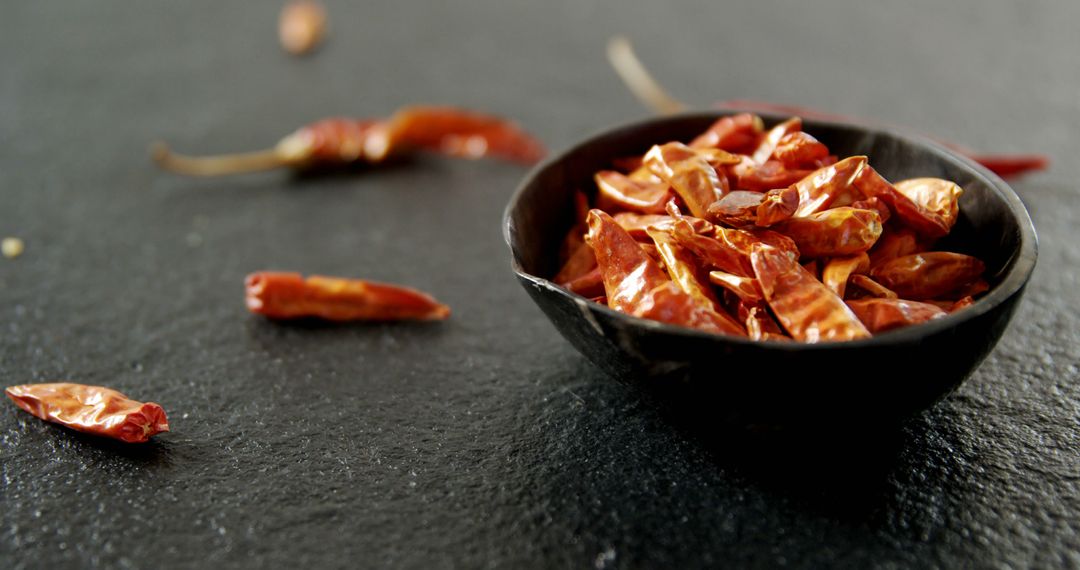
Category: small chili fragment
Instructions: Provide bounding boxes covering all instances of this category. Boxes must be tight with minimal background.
[245,272,450,321]
[5,383,169,443]
[152,106,545,176]
[279,1,327,56]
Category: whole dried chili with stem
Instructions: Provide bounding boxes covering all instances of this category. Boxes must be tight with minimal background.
[246,272,451,321]
[555,108,990,341]
[5,383,169,443]
[152,105,545,177]
[606,36,1048,179]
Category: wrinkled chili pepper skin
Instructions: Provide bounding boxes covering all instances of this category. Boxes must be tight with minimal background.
[5,383,169,443]
[757,186,799,227]
[689,113,764,153]
[751,244,871,342]
[594,171,672,214]
[791,156,867,217]
[846,299,947,333]
[854,166,949,238]
[869,252,985,300]
[772,207,883,258]
[772,131,830,169]
[822,253,870,298]
[894,178,963,232]
[612,212,712,240]
[245,272,451,321]
[631,282,744,336]
[365,106,546,165]
[706,191,764,226]
[585,210,671,313]
[644,142,726,218]
[849,274,898,299]
[752,117,802,164]
[729,157,812,192]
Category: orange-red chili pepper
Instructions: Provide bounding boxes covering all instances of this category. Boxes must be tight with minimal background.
[643,142,727,218]
[869,252,985,300]
[245,272,450,321]
[845,298,947,333]
[5,383,169,443]
[153,105,545,176]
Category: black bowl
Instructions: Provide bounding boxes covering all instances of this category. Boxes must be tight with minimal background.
[504,111,1037,427]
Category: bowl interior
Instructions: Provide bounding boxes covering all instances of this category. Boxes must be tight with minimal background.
[507,111,1035,326]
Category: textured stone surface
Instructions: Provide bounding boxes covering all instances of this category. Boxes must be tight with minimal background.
[1,1,1078,568]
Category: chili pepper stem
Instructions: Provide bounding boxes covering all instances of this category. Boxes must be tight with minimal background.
[150,142,290,177]
[607,36,688,115]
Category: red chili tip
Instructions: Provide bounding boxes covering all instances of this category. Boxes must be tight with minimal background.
[968,154,1050,178]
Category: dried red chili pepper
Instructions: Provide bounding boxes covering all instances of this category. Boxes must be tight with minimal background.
[771,207,883,258]
[595,171,673,214]
[869,252,985,300]
[5,383,169,443]
[643,142,727,218]
[846,298,947,333]
[245,272,450,321]
[153,106,545,176]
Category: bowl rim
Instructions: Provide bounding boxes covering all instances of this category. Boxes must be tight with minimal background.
[503,110,1038,350]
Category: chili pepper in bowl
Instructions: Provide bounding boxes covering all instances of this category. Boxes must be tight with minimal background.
[152,105,545,177]
[5,383,169,443]
[245,272,451,321]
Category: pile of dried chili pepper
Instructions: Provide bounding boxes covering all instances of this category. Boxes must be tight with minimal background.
[553,114,988,342]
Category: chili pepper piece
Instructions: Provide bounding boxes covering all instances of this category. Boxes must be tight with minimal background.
[791,156,867,217]
[739,303,788,341]
[553,241,598,285]
[629,282,743,335]
[586,210,671,313]
[894,178,964,233]
[756,186,800,227]
[752,117,802,164]
[853,166,949,238]
[363,105,546,164]
[869,252,985,300]
[949,296,976,312]
[729,157,813,192]
[772,207,883,258]
[772,131,830,169]
[706,191,764,227]
[672,219,799,277]
[822,254,870,298]
[559,266,605,298]
[867,226,924,268]
[644,142,726,218]
[279,0,327,56]
[751,244,870,342]
[690,113,765,153]
[848,275,898,299]
[595,171,673,214]
[846,298,947,333]
[708,270,765,305]
[646,226,723,310]
[245,272,450,321]
[850,196,891,224]
[5,383,169,443]
[612,213,712,241]
[967,154,1049,178]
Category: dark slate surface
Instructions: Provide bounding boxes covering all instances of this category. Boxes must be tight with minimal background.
[1,1,1078,568]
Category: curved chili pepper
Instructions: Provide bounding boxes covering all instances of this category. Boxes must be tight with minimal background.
[869,252,985,300]
[585,210,671,313]
[612,212,712,240]
[644,142,727,218]
[752,117,802,164]
[757,186,800,227]
[772,207,883,258]
[706,191,765,227]
[671,219,798,277]
[729,157,813,192]
[708,270,764,304]
[848,275,898,299]
[822,253,870,298]
[559,266,605,298]
[630,282,744,336]
[853,166,949,238]
[646,227,722,310]
[772,131,831,169]
[152,106,545,176]
[245,272,450,321]
[5,383,169,443]
[791,156,867,217]
[690,113,765,153]
[595,171,673,214]
[894,178,964,232]
[751,244,870,342]
[846,298,947,333]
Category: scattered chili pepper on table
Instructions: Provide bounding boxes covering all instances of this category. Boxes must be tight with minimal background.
[5,383,169,443]
[553,112,987,342]
[279,0,327,56]
[152,105,546,176]
[246,272,451,321]
[607,36,1049,179]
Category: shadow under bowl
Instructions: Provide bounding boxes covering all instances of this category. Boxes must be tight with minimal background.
[504,111,1037,427]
